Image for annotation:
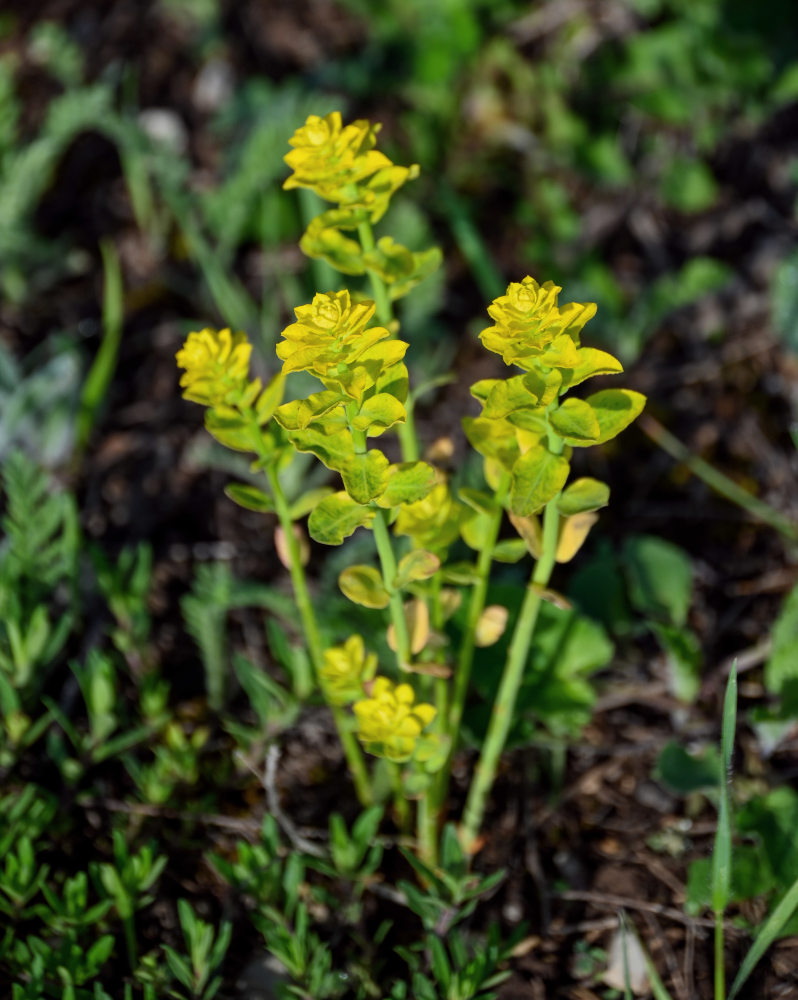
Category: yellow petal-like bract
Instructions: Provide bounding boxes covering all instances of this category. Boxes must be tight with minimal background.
[320,635,378,707]
[176,328,252,406]
[353,677,436,763]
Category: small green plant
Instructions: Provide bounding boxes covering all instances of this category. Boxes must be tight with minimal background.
[176,111,646,867]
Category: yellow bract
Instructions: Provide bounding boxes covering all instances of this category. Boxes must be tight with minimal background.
[283,112,389,202]
[320,635,377,707]
[353,677,436,763]
[480,276,597,371]
[276,290,390,379]
[176,328,252,406]
[393,482,464,551]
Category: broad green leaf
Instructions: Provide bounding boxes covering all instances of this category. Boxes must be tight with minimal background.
[274,391,344,431]
[394,550,440,589]
[375,361,409,403]
[523,367,562,406]
[308,492,374,545]
[622,534,693,627]
[586,388,646,444]
[287,426,354,471]
[338,565,390,609]
[653,623,702,703]
[492,538,529,563]
[548,398,601,445]
[558,477,610,515]
[205,407,255,452]
[224,483,274,513]
[376,462,436,508]
[462,416,520,469]
[460,507,495,550]
[482,376,541,418]
[351,393,406,435]
[510,444,570,516]
[441,562,481,585]
[556,512,598,563]
[737,785,798,887]
[300,210,366,275]
[560,347,623,391]
[341,450,390,504]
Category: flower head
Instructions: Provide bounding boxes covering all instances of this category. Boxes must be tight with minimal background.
[480,277,597,371]
[320,635,377,707]
[353,677,436,763]
[283,112,391,202]
[276,290,390,379]
[176,328,252,406]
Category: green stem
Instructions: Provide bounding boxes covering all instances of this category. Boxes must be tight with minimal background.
[265,463,372,806]
[123,914,137,971]
[459,488,561,854]
[372,509,411,667]
[640,413,798,543]
[434,480,508,814]
[417,786,437,864]
[357,218,419,462]
[714,916,725,1000]
[391,762,410,832]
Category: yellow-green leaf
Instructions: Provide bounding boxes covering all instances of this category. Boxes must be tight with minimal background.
[308,492,375,545]
[560,347,623,390]
[375,361,409,403]
[288,486,335,521]
[557,478,610,516]
[460,508,495,551]
[587,388,647,444]
[462,416,520,469]
[205,407,256,452]
[510,444,570,516]
[274,391,344,431]
[376,462,436,508]
[522,367,562,406]
[556,512,598,563]
[341,450,390,504]
[287,426,354,471]
[492,538,529,563]
[458,488,495,514]
[548,398,601,445]
[482,376,540,419]
[539,334,580,368]
[351,393,406,435]
[339,565,390,608]
[441,562,481,585]
[224,482,274,513]
[255,373,286,423]
[394,550,441,589]
[387,599,429,656]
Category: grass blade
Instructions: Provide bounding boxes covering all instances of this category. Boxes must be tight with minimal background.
[711,664,737,1000]
[728,874,798,999]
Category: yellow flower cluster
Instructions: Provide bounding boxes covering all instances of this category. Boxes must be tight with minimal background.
[176,328,252,406]
[276,290,390,379]
[283,112,419,223]
[480,277,597,371]
[353,677,436,763]
[320,635,377,707]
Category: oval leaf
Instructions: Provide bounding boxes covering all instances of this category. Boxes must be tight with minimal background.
[394,550,441,589]
[340,449,390,504]
[224,482,274,513]
[510,445,570,516]
[308,492,375,545]
[376,461,436,508]
[548,398,601,445]
[556,512,598,563]
[557,478,610,516]
[586,388,646,444]
[339,565,390,609]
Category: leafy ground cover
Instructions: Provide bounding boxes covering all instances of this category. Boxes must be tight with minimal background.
[2,1,798,997]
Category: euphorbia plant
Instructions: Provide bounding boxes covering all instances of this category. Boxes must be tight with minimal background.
[176,112,645,864]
